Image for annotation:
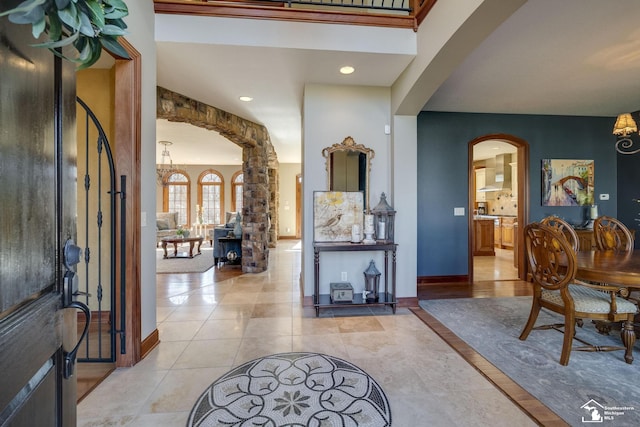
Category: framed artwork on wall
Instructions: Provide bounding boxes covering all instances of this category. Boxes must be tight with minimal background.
[313,191,364,242]
[541,159,594,206]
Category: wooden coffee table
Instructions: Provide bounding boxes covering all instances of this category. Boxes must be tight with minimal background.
[161,236,204,259]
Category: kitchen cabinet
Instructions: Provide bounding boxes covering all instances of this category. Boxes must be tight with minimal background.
[473,219,495,256]
[475,168,486,202]
[501,217,516,249]
[492,216,516,249]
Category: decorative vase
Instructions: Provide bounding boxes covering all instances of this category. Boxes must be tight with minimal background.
[362,214,375,244]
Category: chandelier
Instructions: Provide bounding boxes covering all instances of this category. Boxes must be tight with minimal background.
[612,113,640,155]
[156,140,177,185]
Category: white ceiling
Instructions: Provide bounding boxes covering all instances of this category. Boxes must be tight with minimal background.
[154,0,640,165]
[473,140,517,161]
[424,0,640,116]
[156,119,242,165]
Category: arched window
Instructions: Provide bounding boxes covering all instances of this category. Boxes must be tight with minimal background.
[163,171,190,226]
[198,170,224,224]
[231,171,243,213]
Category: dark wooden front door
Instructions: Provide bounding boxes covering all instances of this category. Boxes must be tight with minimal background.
[0,8,79,426]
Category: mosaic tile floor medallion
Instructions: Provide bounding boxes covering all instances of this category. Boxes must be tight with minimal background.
[187,352,392,427]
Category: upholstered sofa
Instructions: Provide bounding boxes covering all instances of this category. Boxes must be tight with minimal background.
[156,212,180,244]
[210,212,241,262]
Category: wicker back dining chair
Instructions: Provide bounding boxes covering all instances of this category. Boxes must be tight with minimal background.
[519,222,637,365]
[593,216,634,252]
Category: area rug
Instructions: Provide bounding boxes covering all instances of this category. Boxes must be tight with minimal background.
[419,297,640,427]
[156,247,215,274]
[187,352,392,427]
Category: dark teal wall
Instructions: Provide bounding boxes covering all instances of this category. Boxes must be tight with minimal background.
[617,115,640,249]
[417,112,616,277]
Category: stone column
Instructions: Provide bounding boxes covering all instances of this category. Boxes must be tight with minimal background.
[268,167,279,247]
[241,136,270,273]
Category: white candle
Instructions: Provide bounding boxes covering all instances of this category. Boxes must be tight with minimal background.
[377,221,386,240]
[590,205,598,219]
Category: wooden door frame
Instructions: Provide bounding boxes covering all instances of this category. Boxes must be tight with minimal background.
[296,174,302,239]
[113,39,142,367]
[468,134,529,282]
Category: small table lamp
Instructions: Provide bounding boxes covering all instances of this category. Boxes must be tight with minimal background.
[586,205,598,229]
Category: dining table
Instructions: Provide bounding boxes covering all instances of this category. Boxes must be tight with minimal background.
[575,250,640,288]
[575,249,640,335]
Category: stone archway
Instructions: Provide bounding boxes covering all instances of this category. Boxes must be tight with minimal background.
[156,86,278,272]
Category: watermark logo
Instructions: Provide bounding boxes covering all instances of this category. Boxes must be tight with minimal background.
[580,399,635,423]
[581,400,604,423]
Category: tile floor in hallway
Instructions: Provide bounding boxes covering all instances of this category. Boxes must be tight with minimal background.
[77,240,537,426]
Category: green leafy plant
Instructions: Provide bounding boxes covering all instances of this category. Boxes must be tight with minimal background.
[0,0,129,69]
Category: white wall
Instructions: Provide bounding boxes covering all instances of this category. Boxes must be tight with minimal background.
[303,84,402,298]
[126,0,157,341]
[278,163,301,237]
[392,115,417,298]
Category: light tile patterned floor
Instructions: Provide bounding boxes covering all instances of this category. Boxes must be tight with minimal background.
[77,240,536,426]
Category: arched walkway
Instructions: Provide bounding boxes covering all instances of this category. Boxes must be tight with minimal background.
[156,87,279,272]
[468,134,529,281]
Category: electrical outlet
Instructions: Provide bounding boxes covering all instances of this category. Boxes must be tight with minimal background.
[599,193,609,200]
[341,272,347,281]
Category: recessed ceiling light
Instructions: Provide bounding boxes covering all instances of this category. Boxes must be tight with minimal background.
[239,96,253,102]
[340,66,355,75]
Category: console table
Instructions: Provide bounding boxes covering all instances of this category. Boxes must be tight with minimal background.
[218,236,242,268]
[313,242,397,317]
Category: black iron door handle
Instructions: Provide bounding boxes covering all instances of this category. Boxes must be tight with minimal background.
[63,291,91,379]
[62,239,91,378]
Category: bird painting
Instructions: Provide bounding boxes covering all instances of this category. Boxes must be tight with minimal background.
[317,213,343,229]
[313,191,364,242]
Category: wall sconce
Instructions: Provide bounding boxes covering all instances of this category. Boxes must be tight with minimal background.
[612,113,640,155]
[371,192,395,243]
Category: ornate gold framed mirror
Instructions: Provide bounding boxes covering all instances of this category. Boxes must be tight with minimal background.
[322,136,375,211]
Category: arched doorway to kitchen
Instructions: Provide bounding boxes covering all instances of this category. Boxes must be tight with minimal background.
[468,134,529,284]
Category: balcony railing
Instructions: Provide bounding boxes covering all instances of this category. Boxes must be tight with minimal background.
[154,0,437,30]
[232,0,411,13]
